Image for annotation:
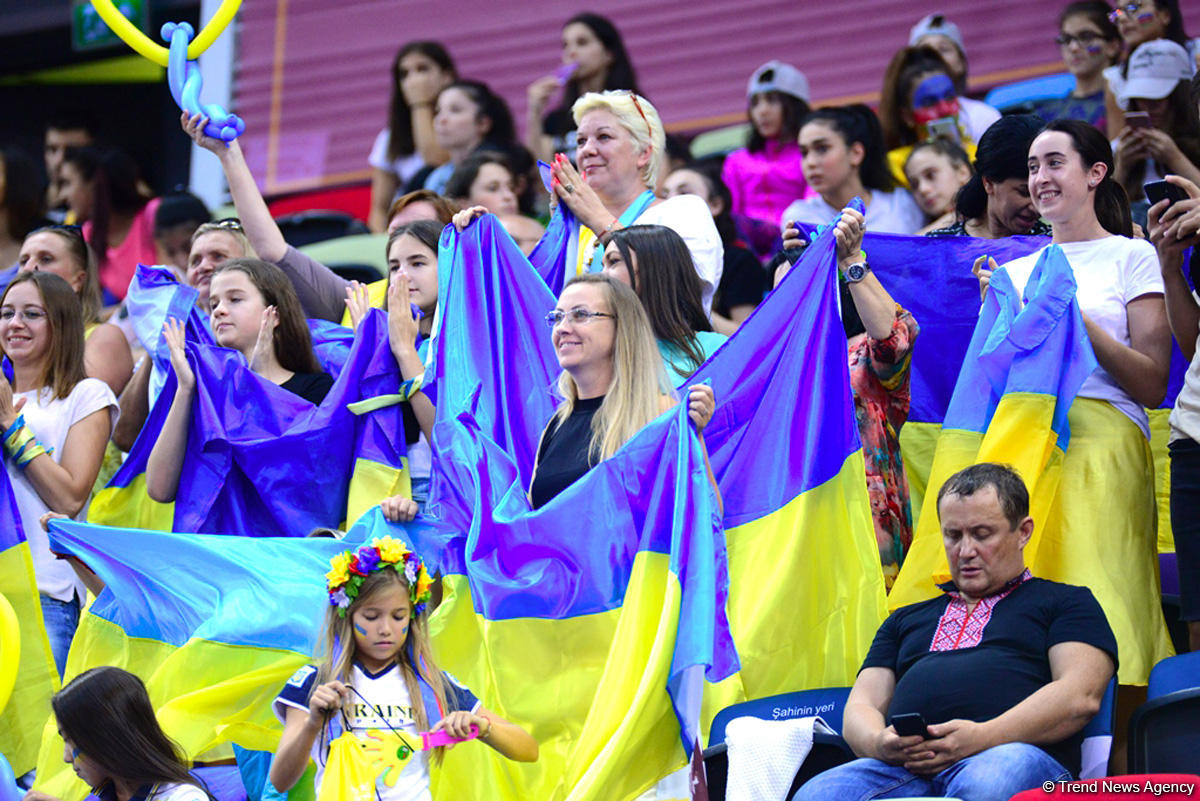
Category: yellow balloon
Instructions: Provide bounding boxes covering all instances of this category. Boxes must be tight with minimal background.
[0,592,19,715]
[88,0,242,66]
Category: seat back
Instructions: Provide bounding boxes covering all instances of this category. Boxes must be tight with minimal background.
[1147,651,1200,699]
[1128,689,1200,772]
[983,72,1074,112]
[708,687,851,747]
[1078,678,1116,779]
[300,233,389,279]
[277,210,369,249]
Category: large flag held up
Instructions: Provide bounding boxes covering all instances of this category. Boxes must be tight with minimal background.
[90,265,410,533]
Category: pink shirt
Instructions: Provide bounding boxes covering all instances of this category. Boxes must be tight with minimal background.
[83,197,160,302]
[721,140,812,226]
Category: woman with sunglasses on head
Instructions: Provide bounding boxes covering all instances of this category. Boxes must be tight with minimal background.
[528,273,716,510]
[1037,2,1124,130]
[1102,0,1193,137]
[0,271,118,674]
[17,225,133,396]
[544,91,723,314]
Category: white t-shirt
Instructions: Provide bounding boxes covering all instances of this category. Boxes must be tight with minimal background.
[149,784,209,801]
[1001,236,1164,437]
[11,378,118,601]
[961,97,1001,143]
[369,129,427,186]
[275,663,480,801]
[637,194,724,315]
[780,188,926,235]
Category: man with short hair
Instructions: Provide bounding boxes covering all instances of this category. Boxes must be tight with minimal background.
[44,111,97,219]
[793,463,1117,801]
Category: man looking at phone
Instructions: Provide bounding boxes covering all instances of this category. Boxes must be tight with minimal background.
[793,463,1117,801]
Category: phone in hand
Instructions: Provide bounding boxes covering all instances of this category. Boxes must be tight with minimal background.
[926,117,961,143]
[1125,111,1152,130]
[1145,179,1189,210]
[890,712,930,738]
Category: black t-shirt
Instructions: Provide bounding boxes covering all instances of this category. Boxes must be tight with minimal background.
[862,577,1117,777]
[280,371,334,405]
[529,396,602,509]
[714,244,766,319]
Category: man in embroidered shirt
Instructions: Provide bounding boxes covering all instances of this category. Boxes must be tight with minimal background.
[793,463,1117,801]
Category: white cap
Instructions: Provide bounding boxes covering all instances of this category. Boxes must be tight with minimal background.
[747,61,811,104]
[909,13,964,54]
[1118,39,1194,106]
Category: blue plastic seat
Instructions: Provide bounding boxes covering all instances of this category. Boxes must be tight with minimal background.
[1127,652,1200,772]
[983,73,1075,113]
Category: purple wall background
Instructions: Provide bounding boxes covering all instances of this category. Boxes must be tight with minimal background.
[233,0,1200,194]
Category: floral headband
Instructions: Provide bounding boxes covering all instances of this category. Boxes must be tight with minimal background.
[326,536,434,618]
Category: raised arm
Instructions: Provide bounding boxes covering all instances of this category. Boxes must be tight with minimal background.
[145,319,194,503]
[1148,177,1200,362]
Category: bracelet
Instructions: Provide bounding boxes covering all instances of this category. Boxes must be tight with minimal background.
[3,415,49,468]
[479,716,493,740]
[602,218,621,235]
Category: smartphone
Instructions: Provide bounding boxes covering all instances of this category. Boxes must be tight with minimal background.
[1145,179,1188,210]
[926,117,961,143]
[1125,111,1152,130]
[891,712,930,738]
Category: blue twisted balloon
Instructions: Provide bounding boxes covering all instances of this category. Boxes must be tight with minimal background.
[162,21,245,142]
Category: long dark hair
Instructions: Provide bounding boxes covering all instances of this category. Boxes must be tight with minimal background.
[879,45,954,150]
[212,258,323,374]
[601,225,711,379]
[1,271,87,401]
[1041,119,1133,236]
[1059,1,1121,59]
[746,91,811,153]
[439,80,518,151]
[2,147,43,239]
[956,114,1043,221]
[384,219,443,312]
[387,41,457,163]
[801,105,896,192]
[675,160,739,248]
[53,667,206,794]
[63,146,151,267]
[553,13,640,116]
[1153,0,1189,47]
[443,150,514,203]
[1121,81,1200,199]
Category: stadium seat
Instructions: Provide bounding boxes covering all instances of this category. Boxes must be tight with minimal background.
[703,688,854,800]
[299,233,388,282]
[276,210,369,249]
[983,72,1074,114]
[1128,652,1200,772]
[690,123,751,159]
[1078,678,1117,779]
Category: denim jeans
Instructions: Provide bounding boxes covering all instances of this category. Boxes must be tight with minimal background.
[411,475,430,514]
[40,593,80,677]
[791,742,1071,801]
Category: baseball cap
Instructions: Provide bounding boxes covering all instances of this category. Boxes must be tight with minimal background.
[1118,40,1193,105]
[909,13,965,54]
[747,61,811,104]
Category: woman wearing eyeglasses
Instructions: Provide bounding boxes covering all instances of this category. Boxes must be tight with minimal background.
[1036,2,1123,131]
[546,91,723,316]
[1102,0,1193,137]
[528,273,716,509]
[0,271,118,674]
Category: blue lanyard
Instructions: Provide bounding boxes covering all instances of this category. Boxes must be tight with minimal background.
[588,190,656,272]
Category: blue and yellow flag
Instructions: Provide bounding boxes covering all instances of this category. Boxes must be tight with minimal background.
[429,215,886,793]
[35,521,350,799]
[889,245,1097,607]
[0,469,59,775]
[90,267,411,533]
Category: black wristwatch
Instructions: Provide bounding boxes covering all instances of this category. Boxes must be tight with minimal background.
[844,260,870,284]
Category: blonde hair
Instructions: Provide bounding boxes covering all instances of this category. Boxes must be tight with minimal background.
[572,91,666,190]
[190,221,256,261]
[553,273,670,462]
[315,569,451,762]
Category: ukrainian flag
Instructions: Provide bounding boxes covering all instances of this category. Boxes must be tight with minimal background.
[0,471,59,775]
[34,521,350,799]
[90,266,411,534]
[889,245,1097,606]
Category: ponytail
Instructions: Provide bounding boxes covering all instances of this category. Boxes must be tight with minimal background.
[955,174,987,220]
[1094,175,1133,237]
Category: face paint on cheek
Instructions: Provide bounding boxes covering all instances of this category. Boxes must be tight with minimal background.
[354,623,368,636]
[912,74,956,111]
[1085,44,1102,54]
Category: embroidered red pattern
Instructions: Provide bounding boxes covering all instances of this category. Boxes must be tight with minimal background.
[929,569,1032,652]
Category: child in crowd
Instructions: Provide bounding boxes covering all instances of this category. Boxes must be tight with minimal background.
[23,667,212,801]
[1036,1,1123,130]
[721,60,813,228]
[270,537,537,799]
[907,13,1002,141]
[903,139,973,235]
[146,258,333,503]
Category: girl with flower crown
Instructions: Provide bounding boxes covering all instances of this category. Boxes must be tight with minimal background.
[270,537,537,800]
